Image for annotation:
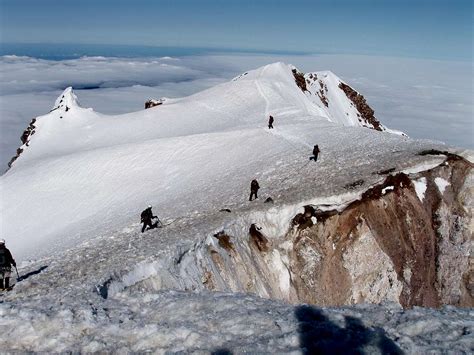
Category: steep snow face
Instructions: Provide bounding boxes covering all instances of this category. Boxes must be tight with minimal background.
[303,70,404,135]
[52,86,81,111]
[305,70,362,127]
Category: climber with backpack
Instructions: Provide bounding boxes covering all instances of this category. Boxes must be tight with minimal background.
[0,239,16,290]
[268,115,274,129]
[249,179,260,201]
[310,144,320,162]
[140,205,162,233]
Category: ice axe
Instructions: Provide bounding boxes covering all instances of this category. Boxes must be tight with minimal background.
[14,266,20,281]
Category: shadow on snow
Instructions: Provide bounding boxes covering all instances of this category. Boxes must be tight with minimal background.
[295,305,402,354]
[17,265,48,282]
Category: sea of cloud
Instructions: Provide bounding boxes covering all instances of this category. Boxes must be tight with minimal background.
[0,53,471,169]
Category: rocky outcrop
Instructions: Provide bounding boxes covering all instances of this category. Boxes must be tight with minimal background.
[338,82,382,131]
[145,99,164,109]
[249,224,269,252]
[317,80,329,107]
[6,118,37,170]
[305,74,328,107]
[141,153,471,309]
[213,231,234,252]
[297,155,472,308]
[7,148,24,170]
[292,68,307,92]
[20,118,37,146]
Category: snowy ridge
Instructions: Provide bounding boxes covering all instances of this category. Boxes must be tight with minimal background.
[52,86,81,111]
[7,62,401,167]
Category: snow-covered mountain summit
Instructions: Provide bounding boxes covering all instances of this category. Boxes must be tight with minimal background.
[0,61,463,261]
[52,86,81,112]
[0,62,472,352]
[3,62,407,257]
[7,62,400,169]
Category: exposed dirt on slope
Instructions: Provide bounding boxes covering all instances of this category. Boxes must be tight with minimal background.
[213,231,234,252]
[249,224,269,252]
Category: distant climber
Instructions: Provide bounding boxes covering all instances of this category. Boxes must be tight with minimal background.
[249,179,260,201]
[268,115,274,129]
[310,144,320,162]
[140,205,161,233]
[0,239,16,290]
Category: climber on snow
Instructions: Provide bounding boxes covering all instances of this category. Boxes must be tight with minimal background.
[249,179,260,201]
[0,239,16,290]
[268,115,274,129]
[310,144,320,162]
[140,205,161,233]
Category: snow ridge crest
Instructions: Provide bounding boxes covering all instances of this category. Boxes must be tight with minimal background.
[52,87,81,111]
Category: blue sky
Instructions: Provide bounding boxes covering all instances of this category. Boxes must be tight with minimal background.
[0,0,472,60]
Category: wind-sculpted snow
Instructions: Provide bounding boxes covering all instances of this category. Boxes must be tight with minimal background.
[1,289,472,353]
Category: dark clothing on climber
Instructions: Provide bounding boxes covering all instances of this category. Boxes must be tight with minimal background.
[0,243,16,290]
[249,223,262,234]
[310,145,320,162]
[249,179,260,201]
[141,207,158,233]
[268,115,274,129]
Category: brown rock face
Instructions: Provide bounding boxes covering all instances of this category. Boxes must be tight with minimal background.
[290,157,472,308]
[213,231,234,252]
[176,154,472,309]
[249,224,269,252]
[292,69,308,92]
[338,82,382,131]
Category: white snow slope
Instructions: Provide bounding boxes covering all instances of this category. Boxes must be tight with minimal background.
[1,62,472,353]
[0,62,424,261]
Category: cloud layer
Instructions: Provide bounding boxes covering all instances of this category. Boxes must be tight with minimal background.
[0,54,472,170]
